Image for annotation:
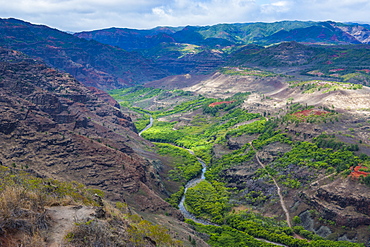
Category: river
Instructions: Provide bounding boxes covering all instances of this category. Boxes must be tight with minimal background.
[138,115,153,136]
[138,116,214,224]
[178,157,218,226]
[138,114,287,246]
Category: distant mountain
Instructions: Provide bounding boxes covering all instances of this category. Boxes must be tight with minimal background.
[75,21,319,51]
[75,21,370,53]
[228,41,327,67]
[73,21,370,79]
[226,41,370,85]
[76,27,179,51]
[3,18,370,90]
[0,18,170,90]
[260,21,370,45]
[228,41,370,68]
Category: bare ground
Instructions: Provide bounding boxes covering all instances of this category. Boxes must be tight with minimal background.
[45,205,96,247]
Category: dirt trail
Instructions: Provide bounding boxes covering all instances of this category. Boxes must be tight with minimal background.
[310,173,335,187]
[250,143,292,228]
[45,205,96,247]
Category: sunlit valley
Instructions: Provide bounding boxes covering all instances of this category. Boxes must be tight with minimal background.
[1,18,370,246]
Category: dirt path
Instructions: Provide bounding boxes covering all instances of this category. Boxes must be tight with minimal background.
[45,205,96,247]
[250,143,292,228]
[310,173,335,187]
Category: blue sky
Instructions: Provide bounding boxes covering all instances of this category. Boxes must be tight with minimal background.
[1,0,370,32]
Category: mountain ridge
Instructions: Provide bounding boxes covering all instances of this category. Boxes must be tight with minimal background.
[0,18,171,90]
[75,20,370,53]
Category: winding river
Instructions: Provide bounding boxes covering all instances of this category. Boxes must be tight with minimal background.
[139,115,287,246]
[178,157,218,225]
[138,115,215,224]
[138,115,153,136]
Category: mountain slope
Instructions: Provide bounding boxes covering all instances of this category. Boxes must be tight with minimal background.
[75,21,370,53]
[0,18,170,90]
[0,47,182,218]
[73,21,370,79]
[261,21,370,45]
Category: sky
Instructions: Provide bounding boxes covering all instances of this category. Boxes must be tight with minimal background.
[1,0,370,32]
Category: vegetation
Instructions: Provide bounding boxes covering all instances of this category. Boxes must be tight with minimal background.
[185,181,230,224]
[141,95,260,164]
[314,134,360,151]
[0,166,182,246]
[134,114,151,132]
[288,80,363,94]
[155,143,202,182]
[110,86,369,247]
[206,144,256,180]
[188,211,364,247]
[273,141,360,172]
[219,66,277,77]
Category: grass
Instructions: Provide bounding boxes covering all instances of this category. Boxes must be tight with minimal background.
[219,66,278,77]
[0,166,183,247]
[0,165,100,246]
[288,80,363,94]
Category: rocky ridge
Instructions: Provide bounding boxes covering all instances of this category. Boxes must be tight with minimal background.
[0,47,180,218]
[303,178,370,228]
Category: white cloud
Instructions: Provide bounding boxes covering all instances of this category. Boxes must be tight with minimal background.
[261,1,291,15]
[0,0,370,31]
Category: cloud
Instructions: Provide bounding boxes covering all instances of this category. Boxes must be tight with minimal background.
[261,1,291,15]
[278,0,370,22]
[0,0,370,31]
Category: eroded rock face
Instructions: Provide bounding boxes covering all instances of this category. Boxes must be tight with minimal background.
[0,47,180,218]
[302,178,370,227]
[87,87,121,108]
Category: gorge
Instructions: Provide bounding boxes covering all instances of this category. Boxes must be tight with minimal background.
[1,17,370,246]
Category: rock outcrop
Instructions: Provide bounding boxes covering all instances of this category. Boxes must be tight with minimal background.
[0,47,180,218]
[302,178,370,227]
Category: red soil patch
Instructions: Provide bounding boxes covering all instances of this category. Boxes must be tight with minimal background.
[292,109,329,117]
[350,166,370,179]
[209,101,235,107]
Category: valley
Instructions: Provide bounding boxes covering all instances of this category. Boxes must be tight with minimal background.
[1,17,370,246]
[110,73,370,246]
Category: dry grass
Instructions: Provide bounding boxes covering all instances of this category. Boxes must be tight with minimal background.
[0,166,101,246]
[0,167,183,247]
[4,232,45,247]
[0,186,51,246]
[63,200,183,247]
